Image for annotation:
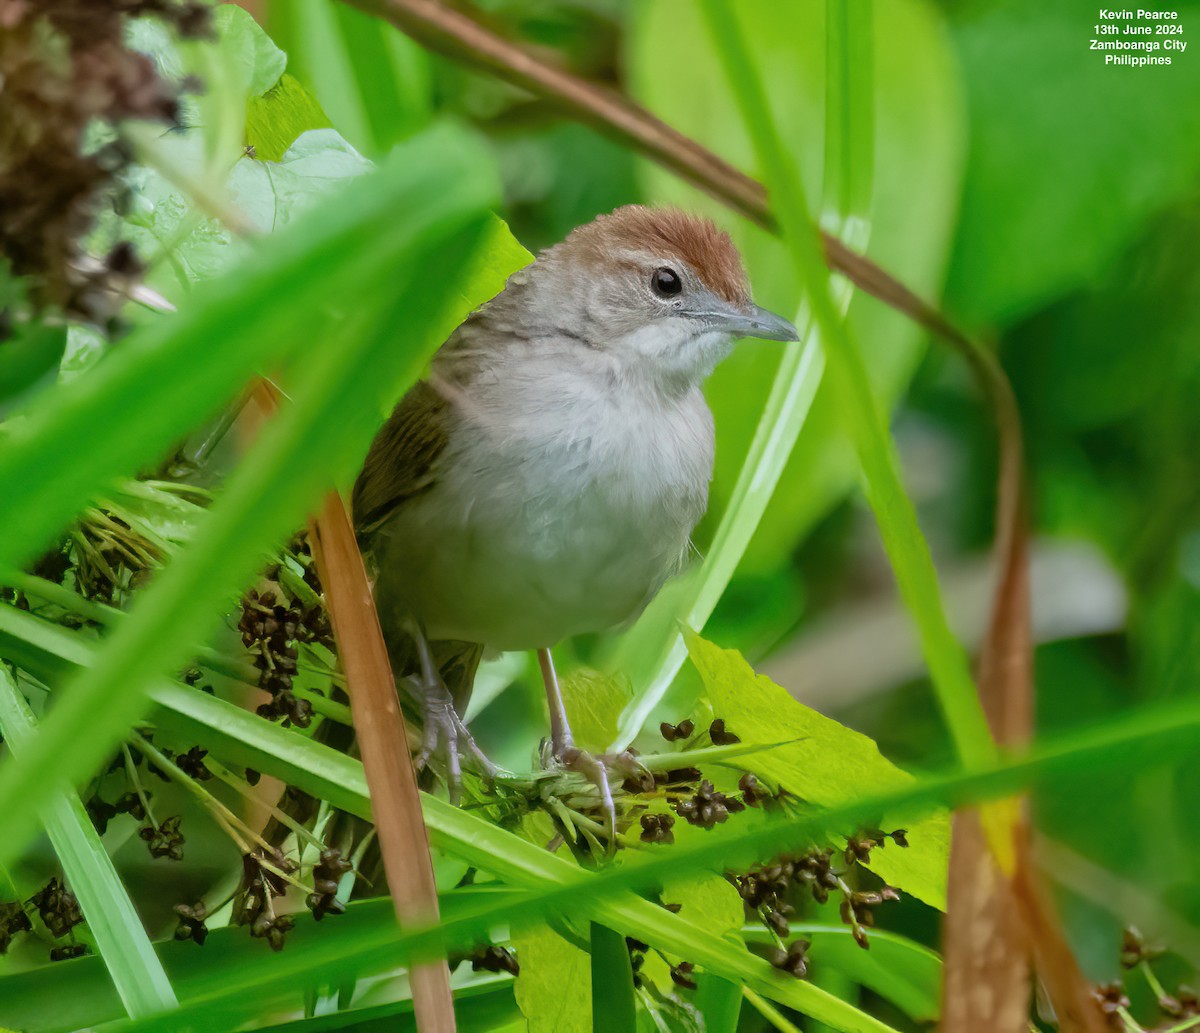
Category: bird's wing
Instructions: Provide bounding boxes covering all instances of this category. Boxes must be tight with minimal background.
[351,379,450,541]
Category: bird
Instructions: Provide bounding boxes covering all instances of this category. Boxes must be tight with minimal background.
[352,204,798,818]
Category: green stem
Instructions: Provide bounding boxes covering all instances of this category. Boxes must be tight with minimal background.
[696,0,996,768]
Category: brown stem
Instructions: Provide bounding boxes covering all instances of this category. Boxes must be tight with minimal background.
[253,381,455,1032]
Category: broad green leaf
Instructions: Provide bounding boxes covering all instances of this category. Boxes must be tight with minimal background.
[684,631,949,909]
[266,1,433,156]
[662,873,744,939]
[246,74,334,162]
[560,669,632,754]
[514,925,591,1033]
[214,4,287,97]
[0,668,177,1020]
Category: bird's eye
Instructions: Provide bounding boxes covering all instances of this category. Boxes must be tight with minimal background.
[651,267,682,298]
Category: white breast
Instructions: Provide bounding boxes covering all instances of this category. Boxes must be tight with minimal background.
[373,363,714,651]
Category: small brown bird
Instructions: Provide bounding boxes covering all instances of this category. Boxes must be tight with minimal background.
[353,205,797,813]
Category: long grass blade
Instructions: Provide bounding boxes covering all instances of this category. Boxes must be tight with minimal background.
[0,667,178,1019]
[695,0,995,768]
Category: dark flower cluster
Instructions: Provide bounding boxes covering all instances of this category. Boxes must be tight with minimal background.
[1093,927,1200,1030]
[307,848,352,921]
[0,900,33,954]
[173,901,208,946]
[673,779,745,830]
[238,584,332,729]
[730,829,909,972]
[469,944,519,976]
[30,878,83,938]
[139,814,184,861]
[0,0,210,321]
[234,849,299,952]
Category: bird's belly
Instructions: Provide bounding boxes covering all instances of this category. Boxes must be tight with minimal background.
[374,462,697,651]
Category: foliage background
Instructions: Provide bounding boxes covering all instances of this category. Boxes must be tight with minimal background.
[0,0,1198,1030]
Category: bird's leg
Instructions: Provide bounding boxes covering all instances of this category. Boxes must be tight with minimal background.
[401,617,497,803]
[538,648,643,843]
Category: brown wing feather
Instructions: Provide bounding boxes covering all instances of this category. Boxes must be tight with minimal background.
[352,380,450,541]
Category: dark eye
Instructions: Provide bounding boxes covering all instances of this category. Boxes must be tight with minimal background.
[651,267,682,297]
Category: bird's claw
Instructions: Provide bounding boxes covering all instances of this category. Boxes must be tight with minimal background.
[551,744,645,847]
[410,684,497,806]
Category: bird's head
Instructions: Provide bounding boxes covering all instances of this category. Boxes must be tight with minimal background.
[513,205,798,391]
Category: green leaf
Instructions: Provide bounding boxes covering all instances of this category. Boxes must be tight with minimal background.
[0,667,177,1020]
[684,630,949,909]
[214,4,287,97]
[266,2,432,156]
[245,74,334,163]
[514,924,591,1033]
[590,923,636,1033]
[662,872,744,939]
[561,669,632,754]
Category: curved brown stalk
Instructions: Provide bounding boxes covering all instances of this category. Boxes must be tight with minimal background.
[253,381,455,1032]
[332,0,1106,1027]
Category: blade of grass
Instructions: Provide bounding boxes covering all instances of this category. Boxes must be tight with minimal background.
[612,0,875,746]
[0,667,178,1020]
[695,0,995,768]
[0,162,501,869]
[109,678,1200,1033]
[0,893,515,1033]
[590,923,637,1033]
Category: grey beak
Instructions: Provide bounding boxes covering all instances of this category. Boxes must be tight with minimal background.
[708,304,800,342]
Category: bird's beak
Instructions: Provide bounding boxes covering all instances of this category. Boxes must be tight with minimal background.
[705,303,800,342]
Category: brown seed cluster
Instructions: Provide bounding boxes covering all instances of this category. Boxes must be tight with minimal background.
[730,829,908,974]
[307,848,352,921]
[0,0,209,319]
[30,878,83,939]
[238,582,333,729]
[173,901,208,946]
[469,944,519,976]
[1093,927,1200,1030]
[0,900,33,954]
[235,848,299,952]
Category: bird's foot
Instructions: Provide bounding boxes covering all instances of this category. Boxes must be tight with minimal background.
[545,741,646,846]
[408,677,498,805]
